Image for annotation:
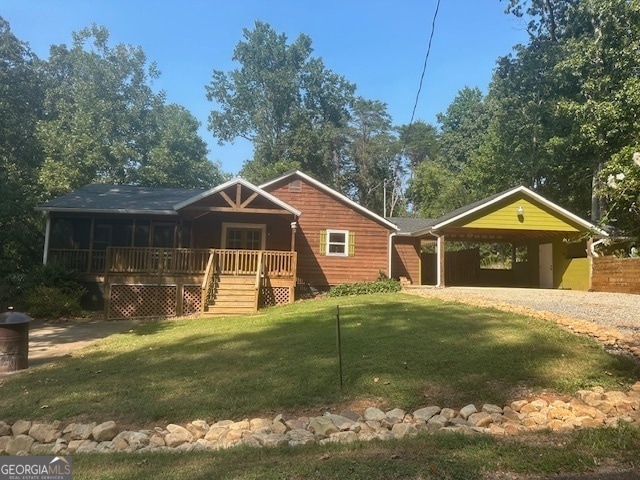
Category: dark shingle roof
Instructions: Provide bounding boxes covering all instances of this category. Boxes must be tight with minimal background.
[387,217,437,234]
[37,184,202,213]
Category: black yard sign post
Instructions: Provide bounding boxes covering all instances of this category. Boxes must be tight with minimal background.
[336,305,343,391]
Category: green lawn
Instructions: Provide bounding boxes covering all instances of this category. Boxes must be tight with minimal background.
[2,293,637,425]
[3,292,640,479]
[69,423,640,480]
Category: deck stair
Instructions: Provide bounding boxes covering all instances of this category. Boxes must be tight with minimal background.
[205,275,257,315]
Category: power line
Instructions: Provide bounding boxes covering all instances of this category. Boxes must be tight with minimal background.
[409,0,442,126]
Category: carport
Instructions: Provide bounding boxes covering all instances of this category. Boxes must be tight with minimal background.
[390,186,606,290]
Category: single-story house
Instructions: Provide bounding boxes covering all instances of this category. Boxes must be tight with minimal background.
[36,170,604,319]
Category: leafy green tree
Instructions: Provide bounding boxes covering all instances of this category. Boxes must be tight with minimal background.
[37,25,161,195]
[136,103,228,187]
[397,120,439,169]
[437,87,490,175]
[345,98,402,214]
[37,25,226,196]
[406,160,469,218]
[480,41,569,199]
[405,88,489,216]
[599,148,640,238]
[493,0,640,226]
[0,17,45,275]
[552,0,640,222]
[206,21,355,185]
[503,0,580,42]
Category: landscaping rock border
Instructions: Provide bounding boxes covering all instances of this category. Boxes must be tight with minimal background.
[1,383,639,455]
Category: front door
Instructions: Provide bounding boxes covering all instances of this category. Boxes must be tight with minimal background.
[539,243,553,288]
[221,223,266,250]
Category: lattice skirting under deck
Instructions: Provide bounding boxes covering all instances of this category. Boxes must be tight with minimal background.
[182,285,202,316]
[108,284,202,319]
[260,286,291,307]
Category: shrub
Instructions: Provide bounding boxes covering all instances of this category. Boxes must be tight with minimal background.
[2,262,86,316]
[327,278,402,297]
[26,285,84,318]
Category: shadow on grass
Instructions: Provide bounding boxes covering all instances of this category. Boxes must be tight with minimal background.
[2,293,639,424]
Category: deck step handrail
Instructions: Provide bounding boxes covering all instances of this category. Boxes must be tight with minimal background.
[254,252,264,311]
[201,252,216,309]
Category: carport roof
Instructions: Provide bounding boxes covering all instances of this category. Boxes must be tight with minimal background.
[396,186,607,238]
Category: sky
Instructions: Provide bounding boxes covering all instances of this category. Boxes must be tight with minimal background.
[3,0,529,175]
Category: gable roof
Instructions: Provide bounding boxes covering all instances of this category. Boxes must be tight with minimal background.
[411,186,607,237]
[173,177,301,216]
[36,184,197,215]
[260,170,398,231]
[36,178,301,217]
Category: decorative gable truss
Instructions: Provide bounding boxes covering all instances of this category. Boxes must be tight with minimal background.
[174,178,302,217]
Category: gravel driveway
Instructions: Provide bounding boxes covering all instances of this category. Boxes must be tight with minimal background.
[404,286,640,338]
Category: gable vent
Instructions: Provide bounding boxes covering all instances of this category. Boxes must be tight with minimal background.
[289,180,302,192]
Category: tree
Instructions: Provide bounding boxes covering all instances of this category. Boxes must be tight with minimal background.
[206,21,355,185]
[0,16,45,275]
[437,87,490,174]
[397,120,439,170]
[37,25,160,196]
[494,0,640,226]
[37,25,225,196]
[552,0,640,222]
[502,0,580,42]
[405,88,490,216]
[136,104,228,187]
[599,148,640,238]
[345,98,402,214]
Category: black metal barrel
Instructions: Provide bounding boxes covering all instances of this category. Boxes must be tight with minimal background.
[0,310,32,372]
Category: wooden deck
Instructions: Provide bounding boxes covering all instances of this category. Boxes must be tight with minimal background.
[49,247,297,318]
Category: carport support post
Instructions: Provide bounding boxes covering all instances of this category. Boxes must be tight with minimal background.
[436,234,445,288]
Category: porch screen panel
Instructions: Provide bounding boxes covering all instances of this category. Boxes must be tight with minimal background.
[134,220,150,247]
[153,224,175,248]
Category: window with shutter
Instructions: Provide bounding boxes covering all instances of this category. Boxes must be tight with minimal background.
[321,229,352,257]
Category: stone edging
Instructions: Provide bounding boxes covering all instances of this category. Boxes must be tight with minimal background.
[1,383,639,455]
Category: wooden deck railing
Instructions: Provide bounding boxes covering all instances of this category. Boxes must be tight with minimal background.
[213,250,297,278]
[106,248,214,274]
[49,247,297,279]
[48,249,107,274]
[263,250,297,277]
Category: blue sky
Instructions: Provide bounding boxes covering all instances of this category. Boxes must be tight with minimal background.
[3,1,529,175]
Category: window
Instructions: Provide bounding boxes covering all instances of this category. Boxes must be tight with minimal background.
[221,223,266,250]
[320,229,355,257]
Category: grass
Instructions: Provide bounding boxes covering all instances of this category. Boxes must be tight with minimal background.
[1,293,638,425]
[2,292,640,478]
[70,424,640,479]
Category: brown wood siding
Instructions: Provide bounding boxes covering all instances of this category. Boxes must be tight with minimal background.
[264,177,392,287]
[191,212,292,250]
[591,257,640,295]
[392,237,420,284]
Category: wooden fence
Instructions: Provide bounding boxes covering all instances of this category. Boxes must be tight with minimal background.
[422,248,480,286]
[591,257,640,294]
